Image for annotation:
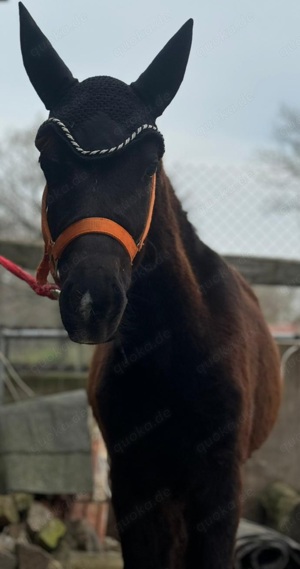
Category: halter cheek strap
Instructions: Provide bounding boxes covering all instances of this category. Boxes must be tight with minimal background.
[36,173,157,285]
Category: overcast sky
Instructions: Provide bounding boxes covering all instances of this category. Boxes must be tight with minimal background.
[0,0,299,258]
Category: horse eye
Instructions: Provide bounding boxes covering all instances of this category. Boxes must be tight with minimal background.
[144,161,158,179]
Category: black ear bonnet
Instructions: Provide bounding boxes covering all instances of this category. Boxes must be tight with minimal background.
[19,2,193,160]
[36,76,165,160]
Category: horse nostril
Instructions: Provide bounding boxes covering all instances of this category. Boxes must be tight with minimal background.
[61,276,126,328]
[77,285,121,322]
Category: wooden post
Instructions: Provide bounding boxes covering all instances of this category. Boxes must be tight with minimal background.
[0,329,6,404]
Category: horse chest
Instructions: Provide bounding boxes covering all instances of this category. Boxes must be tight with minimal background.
[96,349,239,467]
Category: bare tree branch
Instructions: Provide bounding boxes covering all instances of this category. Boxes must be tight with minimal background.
[0,123,44,240]
[260,105,300,212]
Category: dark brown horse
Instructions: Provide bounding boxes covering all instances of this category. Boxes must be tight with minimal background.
[19,4,281,568]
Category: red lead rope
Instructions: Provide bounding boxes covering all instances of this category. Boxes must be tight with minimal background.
[0,256,60,301]
[0,175,157,301]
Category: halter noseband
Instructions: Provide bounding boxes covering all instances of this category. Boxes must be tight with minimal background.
[36,173,157,285]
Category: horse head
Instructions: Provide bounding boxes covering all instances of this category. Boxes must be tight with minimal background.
[19,2,193,344]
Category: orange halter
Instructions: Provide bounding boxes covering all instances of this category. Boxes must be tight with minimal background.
[36,173,157,285]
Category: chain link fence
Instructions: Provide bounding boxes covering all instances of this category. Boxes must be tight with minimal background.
[166,161,299,261]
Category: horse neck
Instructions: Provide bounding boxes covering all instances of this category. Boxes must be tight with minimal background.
[125,165,208,345]
[151,166,201,269]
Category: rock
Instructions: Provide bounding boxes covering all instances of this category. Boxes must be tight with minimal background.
[67,519,102,552]
[38,518,66,551]
[51,536,72,565]
[5,522,28,542]
[259,481,300,542]
[103,536,121,552]
[48,561,63,569]
[13,494,33,514]
[17,542,53,569]
[0,496,19,528]
[0,533,16,553]
[27,502,53,534]
[0,551,17,569]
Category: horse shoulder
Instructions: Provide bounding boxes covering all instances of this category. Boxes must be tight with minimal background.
[227,266,282,458]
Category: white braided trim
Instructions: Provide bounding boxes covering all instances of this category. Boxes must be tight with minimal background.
[45,117,159,157]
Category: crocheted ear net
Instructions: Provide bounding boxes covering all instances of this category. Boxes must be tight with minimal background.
[36,76,165,159]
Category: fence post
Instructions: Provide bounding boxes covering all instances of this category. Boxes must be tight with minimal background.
[0,328,5,404]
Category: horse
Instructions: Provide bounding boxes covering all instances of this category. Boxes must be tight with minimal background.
[19,4,282,568]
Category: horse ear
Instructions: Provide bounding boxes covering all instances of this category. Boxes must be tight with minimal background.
[19,2,78,110]
[131,19,193,118]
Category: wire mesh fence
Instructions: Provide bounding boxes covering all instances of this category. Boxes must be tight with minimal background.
[0,158,299,338]
[167,161,299,261]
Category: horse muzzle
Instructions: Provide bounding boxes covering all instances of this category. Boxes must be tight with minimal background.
[59,275,127,344]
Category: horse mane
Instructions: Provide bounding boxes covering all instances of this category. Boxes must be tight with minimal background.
[148,166,211,341]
